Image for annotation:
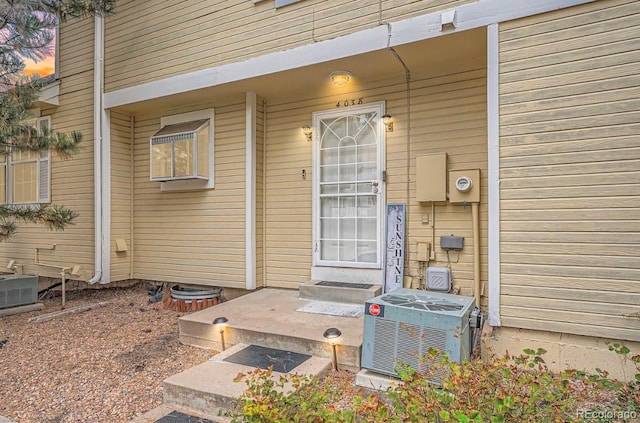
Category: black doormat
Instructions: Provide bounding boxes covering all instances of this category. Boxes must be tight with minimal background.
[154,410,217,423]
[223,344,311,373]
[317,280,374,289]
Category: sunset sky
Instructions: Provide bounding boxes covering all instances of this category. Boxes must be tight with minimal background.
[24,27,56,77]
[24,56,55,77]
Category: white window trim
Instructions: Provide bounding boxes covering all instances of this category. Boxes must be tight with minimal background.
[157,109,215,192]
[2,116,51,205]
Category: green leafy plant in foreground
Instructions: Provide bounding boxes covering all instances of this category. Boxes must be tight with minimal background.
[227,346,639,423]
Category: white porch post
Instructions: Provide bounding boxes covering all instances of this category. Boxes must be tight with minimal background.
[487,23,501,326]
[246,92,257,290]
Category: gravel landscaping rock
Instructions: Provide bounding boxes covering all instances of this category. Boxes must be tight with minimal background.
[0,283,212,423]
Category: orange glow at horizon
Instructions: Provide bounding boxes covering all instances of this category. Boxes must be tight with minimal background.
[24,57,55,77]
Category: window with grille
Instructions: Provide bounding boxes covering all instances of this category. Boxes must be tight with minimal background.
[150,119,210,182]
[0,117,51,204]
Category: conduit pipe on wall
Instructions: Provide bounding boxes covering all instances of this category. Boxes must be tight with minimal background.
[472,202,481,306]
[35,245,70,308]
[88,15,105,284]
[386,22,413,279]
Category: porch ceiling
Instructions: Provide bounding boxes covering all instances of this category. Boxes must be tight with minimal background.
[113,27,486,115]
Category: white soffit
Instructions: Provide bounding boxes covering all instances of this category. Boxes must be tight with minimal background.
[104,0,596,109]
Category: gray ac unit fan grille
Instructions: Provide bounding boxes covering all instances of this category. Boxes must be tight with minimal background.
[381,293,464,311]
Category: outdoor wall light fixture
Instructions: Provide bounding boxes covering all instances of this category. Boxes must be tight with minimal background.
[302,125,313,142]
[382,114,394,132]
[323,327,342,371]
[213,316,229,351]
[329,71,352,86]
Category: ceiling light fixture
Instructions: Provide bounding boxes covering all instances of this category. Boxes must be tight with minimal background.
[329,71,352,86]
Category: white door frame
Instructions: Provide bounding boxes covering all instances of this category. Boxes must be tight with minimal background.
[311,101,386,284]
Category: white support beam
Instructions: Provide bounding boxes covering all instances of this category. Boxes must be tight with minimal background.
[246,92,257,290]
[487,23,501,327]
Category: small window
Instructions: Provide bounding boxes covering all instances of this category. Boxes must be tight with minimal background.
[150,119,210,182]
[0,117,51,204]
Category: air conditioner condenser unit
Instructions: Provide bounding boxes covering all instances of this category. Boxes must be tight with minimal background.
[361,288,475,379]
[0,274,38,309]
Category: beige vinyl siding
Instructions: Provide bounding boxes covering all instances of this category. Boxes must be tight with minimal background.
[265,63,487,291]
[104,0,476,92]
[0,19,96,279]
[396,68,488,298]
[110,111,133,281]
[131,100,246,288]
[499,0,640,341]
[264,98,313,288]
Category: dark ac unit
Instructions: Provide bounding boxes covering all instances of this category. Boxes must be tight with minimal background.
[0,274,38,309]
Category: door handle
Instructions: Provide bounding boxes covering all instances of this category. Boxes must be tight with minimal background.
[372,180,379,194]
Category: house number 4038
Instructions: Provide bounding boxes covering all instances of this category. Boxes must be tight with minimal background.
[336,98,364,108]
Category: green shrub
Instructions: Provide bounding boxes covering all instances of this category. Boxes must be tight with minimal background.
[226,347,639,423]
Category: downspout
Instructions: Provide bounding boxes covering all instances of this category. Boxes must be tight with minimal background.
[88,15,104,284]
[129,115,135,279]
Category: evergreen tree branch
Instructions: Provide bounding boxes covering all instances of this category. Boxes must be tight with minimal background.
[0,204,78,241]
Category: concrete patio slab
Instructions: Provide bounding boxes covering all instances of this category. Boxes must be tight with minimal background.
[179,288,364,370]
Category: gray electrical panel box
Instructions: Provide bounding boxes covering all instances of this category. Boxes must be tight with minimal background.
[440,235,464,251]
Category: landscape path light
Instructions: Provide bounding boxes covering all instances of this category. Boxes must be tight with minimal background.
[213,316,229,351]
[323,327,342,371]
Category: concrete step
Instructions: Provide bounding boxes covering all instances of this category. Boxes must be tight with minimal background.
[130,404,231,422]
[179,288,364,370]
[162,343,332,418]
[299,280,381,304]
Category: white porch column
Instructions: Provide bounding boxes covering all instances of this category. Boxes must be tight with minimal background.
[487,23,501,326]
[246,92,257,290]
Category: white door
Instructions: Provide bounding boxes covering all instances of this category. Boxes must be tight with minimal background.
[313,102,385,271]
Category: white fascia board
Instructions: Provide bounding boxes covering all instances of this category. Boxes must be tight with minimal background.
[104,25,388,109]
[105,0,596,109]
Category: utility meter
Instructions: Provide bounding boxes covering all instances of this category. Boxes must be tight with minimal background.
[449,169,480,203]
[455,176,473,192]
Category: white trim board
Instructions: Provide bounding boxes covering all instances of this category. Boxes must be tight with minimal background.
[104,0,596,109]
[487,23,501,327]
[246,92,257,290]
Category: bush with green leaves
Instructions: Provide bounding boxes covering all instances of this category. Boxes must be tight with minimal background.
[227,346,639,423]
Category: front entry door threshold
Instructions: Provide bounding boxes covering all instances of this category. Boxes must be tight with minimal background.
[299,279,382,304]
